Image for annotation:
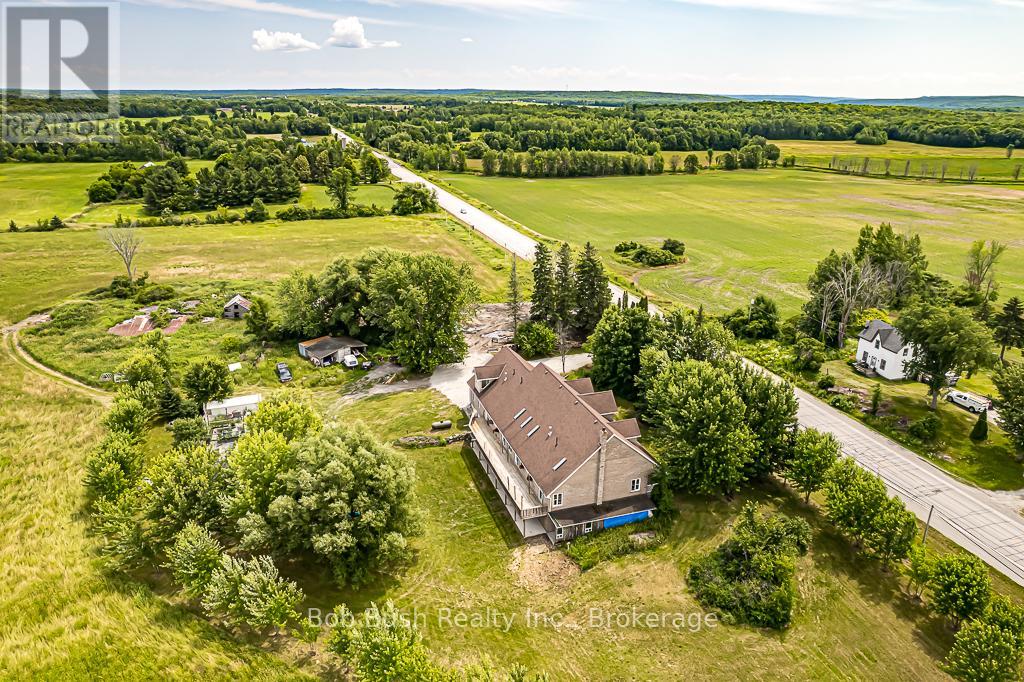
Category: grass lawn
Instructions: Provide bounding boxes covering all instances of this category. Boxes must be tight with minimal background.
[0,336,312,679]
[820,358,1023,490]
[0,214,508,326]
[314,389,1023,679]
[437,170,1024,316]
[1,163,109,227]
[0,161,216,228]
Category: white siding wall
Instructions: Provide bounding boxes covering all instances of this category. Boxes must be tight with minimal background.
[856,337,912,380]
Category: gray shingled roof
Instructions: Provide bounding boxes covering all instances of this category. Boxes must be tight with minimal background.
[858,319,907,353]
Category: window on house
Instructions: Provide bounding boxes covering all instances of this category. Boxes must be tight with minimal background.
[880,359,887,370]
[874,340,880,349]
[903,348,909,356]
[630,478,641,492]
[551,493,563,507]
[555,526,564,540]
[862,351,868,361]
[583,521,593,533]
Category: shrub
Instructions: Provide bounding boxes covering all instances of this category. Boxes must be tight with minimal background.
[817,374,836,390]
[102,396,150,438]
[513,321,557,359]
[202,554,304,632]
[565,518,666,570]
[928,553,991,627]
[791,336,826,373]
[828,394,857,412]
[48,301,100,330]
[135,283,177,304]
[165,522,223,598]
[328,600,444,681]
[632,245,678,267]
[908,412,941,442]
[169,416,209,449]
[662,238,686,256]
[84,432,143,503]
[945,620,1022,682]
[687,503,810,629]
[87,179,118,203]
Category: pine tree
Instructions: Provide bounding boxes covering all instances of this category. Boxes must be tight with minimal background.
[507,255,523,334]
[993,297,1024,363]
[574,241,611,335]
[970,409,989,442]
[530,242,556,325]
[553,242,576,328]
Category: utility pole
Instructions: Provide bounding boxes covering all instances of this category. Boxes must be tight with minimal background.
[922,505,935,545]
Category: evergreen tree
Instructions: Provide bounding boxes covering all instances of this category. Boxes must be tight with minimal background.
[993,297,1024,363]
[530,242,556,325]
[970,409,989,442]
[574,241,611,335]
[553,242,576,327]
[507,255,523,334]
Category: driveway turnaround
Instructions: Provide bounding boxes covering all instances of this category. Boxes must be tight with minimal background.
[336,128,1024,586]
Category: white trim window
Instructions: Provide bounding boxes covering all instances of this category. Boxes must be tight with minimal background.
[551,493,563,507]
[555,526,564,540]
[583,521,593,533]
[630,478,641,492]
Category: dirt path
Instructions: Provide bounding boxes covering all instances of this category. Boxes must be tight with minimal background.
[2,327,112,406]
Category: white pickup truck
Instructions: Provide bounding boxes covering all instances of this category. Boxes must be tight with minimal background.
[945,390,991,413]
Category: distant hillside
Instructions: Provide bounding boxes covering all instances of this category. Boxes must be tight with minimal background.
[118,88,733,106]
[732,94,1024,110]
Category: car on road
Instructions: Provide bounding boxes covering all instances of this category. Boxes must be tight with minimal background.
[459,208,467,214]
[946,389,990,413]
[275,362,292,383]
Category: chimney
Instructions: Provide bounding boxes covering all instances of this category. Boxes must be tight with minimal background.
[595,428,608,506]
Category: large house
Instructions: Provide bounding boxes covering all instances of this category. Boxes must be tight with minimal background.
[297,335,368,366]
[467,347,657,543]
[856,319,916,381]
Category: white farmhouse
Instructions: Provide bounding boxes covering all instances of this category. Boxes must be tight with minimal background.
[856,320,915,381]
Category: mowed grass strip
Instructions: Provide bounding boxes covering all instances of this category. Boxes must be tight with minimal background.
[0,340,311,680]
[0,214,508,325]
[438,170,1024,315]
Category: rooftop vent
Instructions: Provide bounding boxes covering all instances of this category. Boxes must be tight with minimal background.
[513,408,526,420]
[520,415,533,428]
[527,424,540,438]
[552,457,567,471]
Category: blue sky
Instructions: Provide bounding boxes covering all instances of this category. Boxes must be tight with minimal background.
[111,0,1023,96]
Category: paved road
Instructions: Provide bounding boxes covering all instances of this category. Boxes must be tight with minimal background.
[335,128,1024,586]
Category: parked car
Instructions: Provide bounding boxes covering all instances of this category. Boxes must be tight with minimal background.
[459,208,467,214]
[275,362,292,383]
[361,361,373,370]
[342,354,359,369]
[946,389,990,413]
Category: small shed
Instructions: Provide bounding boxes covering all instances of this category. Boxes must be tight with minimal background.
[298,335,367,367]
[204,393,262,423]
[223,294,253,319]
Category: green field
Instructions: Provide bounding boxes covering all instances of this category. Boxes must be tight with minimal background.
[777,139,1023,181]
[0,163,110,226]
[0,214,508,326]
[0,335,312,679]
[77,182,398,226]
[438,169,1024,315]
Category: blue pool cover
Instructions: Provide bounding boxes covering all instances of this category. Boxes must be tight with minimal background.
[604,510,653,529]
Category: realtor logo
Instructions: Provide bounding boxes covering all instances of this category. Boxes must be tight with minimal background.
[2,2,119,143]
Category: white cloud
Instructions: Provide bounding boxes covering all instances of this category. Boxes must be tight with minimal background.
[251,28,320,51]
[460,36,474,42]
[327,16,399,48]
